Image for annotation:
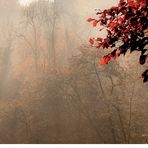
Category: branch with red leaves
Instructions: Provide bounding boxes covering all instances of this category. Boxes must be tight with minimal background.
[87,0,148,82]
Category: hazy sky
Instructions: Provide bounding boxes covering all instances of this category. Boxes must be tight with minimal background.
[19,0,54,7]
[18,0,119,8]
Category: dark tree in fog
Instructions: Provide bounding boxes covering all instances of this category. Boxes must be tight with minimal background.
[41,0,57,66]
[87,0,148,82]
[17,0,58,71]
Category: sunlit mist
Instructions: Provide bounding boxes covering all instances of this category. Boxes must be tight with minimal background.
[18,0,54,7]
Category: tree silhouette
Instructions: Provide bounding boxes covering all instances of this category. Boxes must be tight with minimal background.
[87,0,148,82]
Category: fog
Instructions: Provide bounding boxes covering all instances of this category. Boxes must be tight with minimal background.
[0,0,147,144]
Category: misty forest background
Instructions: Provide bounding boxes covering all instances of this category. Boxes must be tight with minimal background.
[0,0,147,144]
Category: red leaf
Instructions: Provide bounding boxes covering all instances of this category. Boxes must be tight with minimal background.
[93,20,99,27]
[99,55,111,65]
[99,27,104,31]
[109,22,117,29]
[118,17,124,23]
[124,37,129,42]
[96,43,103,49]
[104,38,110,43]
[87,18,94,22]
[96,37,103,42]
[139,2,146,8]
[144,12,147,17]
[87,18,99,27]
[139,26,142,31]
[128,1,136,7]
[131,27,136,31]
[89,38,94,45]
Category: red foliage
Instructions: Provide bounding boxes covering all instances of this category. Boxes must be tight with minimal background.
[87,0,148,82]
[99,56,111,65]
[87,18,99,27]
[89,38,95,45]
[99,50,121,65]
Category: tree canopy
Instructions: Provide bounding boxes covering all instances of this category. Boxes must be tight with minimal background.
[87,0,148,82]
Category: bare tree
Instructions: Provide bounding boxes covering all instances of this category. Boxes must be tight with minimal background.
[0,23,15,99]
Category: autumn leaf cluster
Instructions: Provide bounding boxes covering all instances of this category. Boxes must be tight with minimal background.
[87,0,148,82]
